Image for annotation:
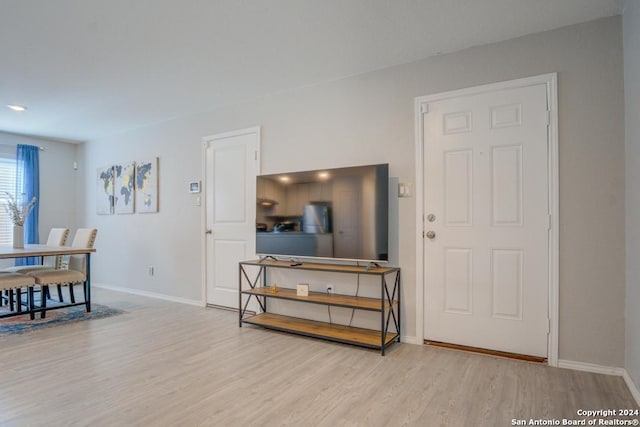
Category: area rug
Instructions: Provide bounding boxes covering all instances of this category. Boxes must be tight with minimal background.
[0,303,126,336]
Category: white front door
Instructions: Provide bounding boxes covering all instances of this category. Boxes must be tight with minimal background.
[423,83,550,357]
[204,128,260,309]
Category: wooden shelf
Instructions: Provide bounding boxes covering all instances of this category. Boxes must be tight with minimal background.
[239,259,401,355]
[242,313,398,349]
[241,259,399,276]
[242,287,397,311]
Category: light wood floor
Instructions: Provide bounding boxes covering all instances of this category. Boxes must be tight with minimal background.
[0,288,636,427]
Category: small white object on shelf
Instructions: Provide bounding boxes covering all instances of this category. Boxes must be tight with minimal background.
[297,283,309,296]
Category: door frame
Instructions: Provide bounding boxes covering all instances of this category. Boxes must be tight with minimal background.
[201,126,261,306]
[414,74,559,365]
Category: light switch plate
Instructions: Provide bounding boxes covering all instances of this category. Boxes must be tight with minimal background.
[398,182,412,198]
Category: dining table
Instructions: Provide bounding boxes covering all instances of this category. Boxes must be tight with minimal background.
[0,244,96,316]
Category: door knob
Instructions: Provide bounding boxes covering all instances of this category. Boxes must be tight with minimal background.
[205,229,213,235]
[426,230,436,239]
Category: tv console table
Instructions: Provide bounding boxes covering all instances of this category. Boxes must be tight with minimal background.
[238,259,401,355]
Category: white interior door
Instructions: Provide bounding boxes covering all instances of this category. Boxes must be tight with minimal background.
[205,128,259,308]
[423,83,550,357]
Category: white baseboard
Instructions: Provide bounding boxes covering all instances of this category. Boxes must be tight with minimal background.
[558,359,640,406]
[94,283,205,307]
[558,359,626,376]
[623,370,640,406]
[401,335,421,345]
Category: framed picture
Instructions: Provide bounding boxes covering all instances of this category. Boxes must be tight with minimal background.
[96,165,114,215]
[114,162,135,214]
[135,158,159,213]
[296,283,309,297]
[189,181,201,193]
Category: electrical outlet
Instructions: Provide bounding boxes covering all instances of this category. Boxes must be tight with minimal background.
[326,284,333,294]
[148,266,154,276]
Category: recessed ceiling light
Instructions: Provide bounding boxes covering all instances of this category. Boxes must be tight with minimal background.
[7,104,27,112]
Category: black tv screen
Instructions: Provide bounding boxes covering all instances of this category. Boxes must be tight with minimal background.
[256,163,389,262]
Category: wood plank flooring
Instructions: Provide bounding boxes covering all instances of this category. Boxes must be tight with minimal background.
[0,288,637,427]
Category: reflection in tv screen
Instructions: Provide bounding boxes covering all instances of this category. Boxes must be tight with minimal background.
[256,164,389,262]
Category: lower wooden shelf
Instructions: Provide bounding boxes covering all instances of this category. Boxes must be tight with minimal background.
[242,312,398,350]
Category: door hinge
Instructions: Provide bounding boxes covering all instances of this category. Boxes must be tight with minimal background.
[545,110,551,126]
[420,103,429,114]
[254,151,258,160]
[547,214,551,231]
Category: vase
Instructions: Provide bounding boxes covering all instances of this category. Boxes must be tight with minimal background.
[13,225,24,249]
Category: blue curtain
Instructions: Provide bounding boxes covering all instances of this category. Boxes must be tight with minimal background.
[15,144,40,266]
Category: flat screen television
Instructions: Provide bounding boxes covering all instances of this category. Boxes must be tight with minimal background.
[256,163,389,263]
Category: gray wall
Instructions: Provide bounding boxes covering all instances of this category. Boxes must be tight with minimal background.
[0,132,79,253]
[80,16,626,367]
[624,0,640,393]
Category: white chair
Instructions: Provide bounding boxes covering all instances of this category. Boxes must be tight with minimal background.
[2,227,69,304]
[27,228,97,318]
[3,227,70,273]
[0,272,36,320]
[3,227,70,302]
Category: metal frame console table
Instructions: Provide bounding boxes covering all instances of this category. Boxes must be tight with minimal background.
[238,259,401,356]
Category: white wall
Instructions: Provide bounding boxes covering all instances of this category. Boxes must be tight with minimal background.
[0,132,79,252]
[80,16,626,366]
[624,0,640,393]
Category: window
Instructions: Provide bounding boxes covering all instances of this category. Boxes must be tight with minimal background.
[0,156,17,244]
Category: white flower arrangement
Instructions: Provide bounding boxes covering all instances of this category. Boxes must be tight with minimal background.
[3,192,37,226]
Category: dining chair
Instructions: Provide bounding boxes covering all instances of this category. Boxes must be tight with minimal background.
[3,227,70,273]
[3,227,70,302]
[27,228,97,318]
[0,272,37,320]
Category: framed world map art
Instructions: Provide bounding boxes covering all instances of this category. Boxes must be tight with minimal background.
[135,158,158,213]
[96,158,159,215]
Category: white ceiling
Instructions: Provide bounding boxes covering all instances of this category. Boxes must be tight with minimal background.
[0,0,623,142]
